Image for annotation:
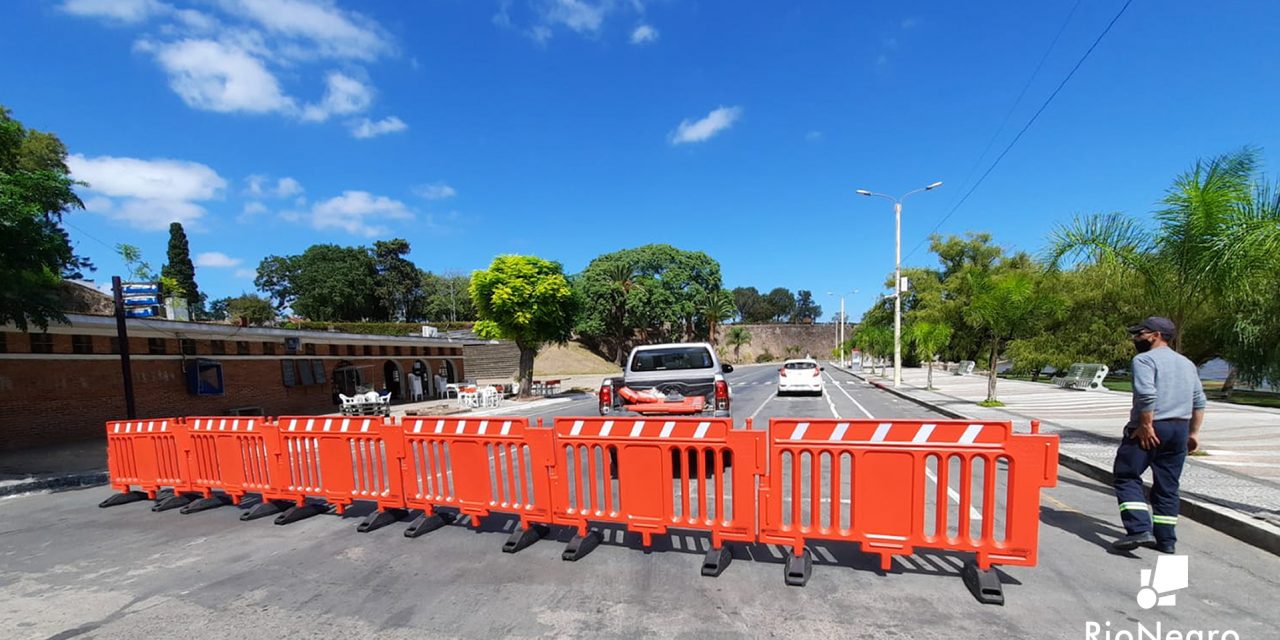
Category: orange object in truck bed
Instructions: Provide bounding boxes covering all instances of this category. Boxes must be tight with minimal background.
[623,396,706,415]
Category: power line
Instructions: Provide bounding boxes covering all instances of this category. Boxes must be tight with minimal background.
[939,0,1083,216]
[906,0,1134,261]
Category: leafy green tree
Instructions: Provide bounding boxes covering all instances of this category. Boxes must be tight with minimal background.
[471,255,578,397]
[255,245,380,321]
[725,326,752,363]
[208,294,276,326]
[161,222,201,315]
[909,321,953,389]
[372,239,422,321]
[966,270,1060,404]
[732,286,769,323]
[790,289,822,324]
[763,287,795,322]
[573,244,723,350]
[419,270,475,323]
[0,106,93,330]
[854,324,893,377]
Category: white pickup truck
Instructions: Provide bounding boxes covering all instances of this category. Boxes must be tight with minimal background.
[597,342,734,417]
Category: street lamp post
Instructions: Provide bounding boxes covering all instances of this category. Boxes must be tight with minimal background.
[855,182,943,388]
[827,290,857,366]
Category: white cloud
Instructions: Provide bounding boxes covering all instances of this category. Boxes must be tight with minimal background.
[234,268,257,279]
[68,153,226,230]
[414,183,457,200]
[195,251,242,268]
[901,17,917,29]
[630,24,658,44]
[349,116,407,139]
[218,0,393,61]
[82,196,114,213]
[143,38,295,114]
[670,106,743,145]
[302,71,373,122]
[60,0,170,23]
[309,190,413,237]
[805,130,823,142]
[545,0,606,34]
[68,154,225,201]
[246,175,303,198]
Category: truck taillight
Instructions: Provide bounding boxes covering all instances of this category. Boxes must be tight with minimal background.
[599,382,612,413]
[812,368,821,377]
[714,379,729,410]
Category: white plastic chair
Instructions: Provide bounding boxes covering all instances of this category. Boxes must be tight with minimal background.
[338,393,360,415]
[480,386,501,408]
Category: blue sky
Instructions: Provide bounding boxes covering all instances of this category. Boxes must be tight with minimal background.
[3,1,1278,319]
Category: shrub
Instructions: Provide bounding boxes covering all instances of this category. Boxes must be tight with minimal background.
[756,350,775,363]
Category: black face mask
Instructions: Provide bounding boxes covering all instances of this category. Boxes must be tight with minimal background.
[1133,336,1153,353]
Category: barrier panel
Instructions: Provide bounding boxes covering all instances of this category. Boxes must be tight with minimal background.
[548,416,764,573]
[100,418,190,508]
[258,416,407,527]
[178,416,276,513]
[756,418,1057,601]
[398,416,556,549]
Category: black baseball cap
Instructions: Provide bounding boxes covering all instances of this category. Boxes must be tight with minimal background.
[1128,316,1176,337]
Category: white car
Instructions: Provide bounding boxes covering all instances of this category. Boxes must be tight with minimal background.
[777,358,824,396]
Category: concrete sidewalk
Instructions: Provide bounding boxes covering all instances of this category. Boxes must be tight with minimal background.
[842,364,1280,554]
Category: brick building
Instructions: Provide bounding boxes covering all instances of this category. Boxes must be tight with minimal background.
[0,314,472,451]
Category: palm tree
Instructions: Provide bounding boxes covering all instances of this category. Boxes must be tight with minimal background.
[909,321,953,390]
[725,326,752,363]
[604,262,640,365]
[855,325,893,377]
[1044,148,1257,354]
[701,290,737,344]
[966,271,1058,404]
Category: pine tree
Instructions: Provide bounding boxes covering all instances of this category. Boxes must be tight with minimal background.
[161,222,201,313]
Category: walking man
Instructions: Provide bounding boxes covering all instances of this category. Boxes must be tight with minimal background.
[1111,317,1206,554]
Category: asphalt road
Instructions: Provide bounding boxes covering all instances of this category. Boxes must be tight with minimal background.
[2,364,1277,639]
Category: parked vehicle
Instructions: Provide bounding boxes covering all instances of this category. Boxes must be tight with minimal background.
[777,358,824,396]
[598,342,733,417]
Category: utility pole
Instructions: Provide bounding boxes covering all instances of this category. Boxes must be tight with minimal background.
[112,276,137,419]
[855,182,943,387]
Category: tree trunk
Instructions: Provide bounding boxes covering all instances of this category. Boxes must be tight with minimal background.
[986,339,1000,402]
[517,344,537,399]
[1222,365,1237,399]
[1031,367,1041,383]
[616,339,626,366]
[927,359,933,390]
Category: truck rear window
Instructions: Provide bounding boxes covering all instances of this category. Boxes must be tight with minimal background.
[630,347,714,372]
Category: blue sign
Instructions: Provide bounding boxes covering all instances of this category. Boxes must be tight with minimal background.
[123,296,160,306]
[122,283,160,295]
[125,307,158,318]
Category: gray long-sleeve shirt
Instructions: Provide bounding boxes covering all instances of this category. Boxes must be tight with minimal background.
[1130,346,1207,423]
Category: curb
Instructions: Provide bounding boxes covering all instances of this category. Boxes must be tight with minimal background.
[0,471,109,498]
[836,365,1280,557]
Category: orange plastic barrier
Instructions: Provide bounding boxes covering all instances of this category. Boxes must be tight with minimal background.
[757,418,1058,594]
[183,417,275,503]
[548,416,763,569]
[398,417,556,544]
[268,416,407,517]
[103,418,188,501]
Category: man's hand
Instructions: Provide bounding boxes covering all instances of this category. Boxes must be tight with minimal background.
[1135,422,1161,450]
[1188,435,1199,453]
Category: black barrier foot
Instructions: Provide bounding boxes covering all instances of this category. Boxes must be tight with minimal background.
[98,491,148,508]
[241,499,289,521]
[962,560,1005,606]
[274,502,325,525]
[503,524,550,553]
[701,545,733,577]
[784,549,812,587]
[403,511,456,538]
[562,530,602,562]
[357,508,408,533]
[152,493,194,512]
[180,495,231,515]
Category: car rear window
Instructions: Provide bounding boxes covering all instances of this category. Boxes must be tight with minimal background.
[784,362,817,370]
[630,347,714,372]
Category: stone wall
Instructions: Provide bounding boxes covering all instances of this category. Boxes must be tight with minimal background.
[714,323,848,364]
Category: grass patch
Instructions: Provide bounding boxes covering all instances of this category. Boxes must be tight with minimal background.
[1189,450,1209,457]
[1103,380,1133,393]
[978,399,1005,408]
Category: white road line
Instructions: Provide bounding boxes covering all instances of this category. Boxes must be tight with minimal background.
[823,370,874,419]
[748,390,778,421]
[823,389,841,419]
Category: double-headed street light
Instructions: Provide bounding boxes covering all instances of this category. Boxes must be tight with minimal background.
[854,181,943,388]
[827,290,858,366]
